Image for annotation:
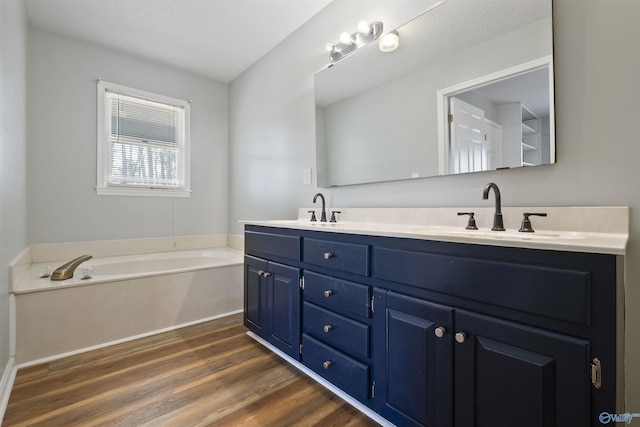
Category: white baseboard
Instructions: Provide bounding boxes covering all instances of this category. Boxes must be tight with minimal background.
[246,331,394,427]
[16,309,243,369]
[0,356,17,424]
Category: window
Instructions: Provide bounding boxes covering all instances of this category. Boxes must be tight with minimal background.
[97,80,190,197]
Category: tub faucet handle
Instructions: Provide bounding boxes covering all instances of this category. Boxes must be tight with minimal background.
[39,266,51,278]
[81,266,93,280]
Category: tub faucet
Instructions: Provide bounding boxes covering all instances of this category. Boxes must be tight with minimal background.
[313,193,327,222]
[51,255,92,281]
[482,182,505,231]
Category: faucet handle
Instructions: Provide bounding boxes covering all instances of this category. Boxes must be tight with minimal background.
[519,212,547,233]
[457,212,478,230]
[330,211,341,223]
[308,210,317,222]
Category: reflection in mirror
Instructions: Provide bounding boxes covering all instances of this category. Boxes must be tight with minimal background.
[315,0,554,187]
[438,57,554,174]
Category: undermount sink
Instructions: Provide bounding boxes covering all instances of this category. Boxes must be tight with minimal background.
[412,228,587,241]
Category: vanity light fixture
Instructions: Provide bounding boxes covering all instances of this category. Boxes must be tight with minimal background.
[326,20,383,62]
[378,31,399,52]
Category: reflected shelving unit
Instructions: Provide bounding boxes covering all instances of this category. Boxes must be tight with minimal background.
[521,104,542,166]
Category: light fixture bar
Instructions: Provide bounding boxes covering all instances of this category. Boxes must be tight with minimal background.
[328,21,383,62]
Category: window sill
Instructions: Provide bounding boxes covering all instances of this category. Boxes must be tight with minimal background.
[95,186,191,198]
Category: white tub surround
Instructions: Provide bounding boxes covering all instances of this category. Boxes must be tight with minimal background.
[14,248,242,294]
[10,235,244,365]
[10,234,240,292]
[242,206,629,255]
[227,233,245,251]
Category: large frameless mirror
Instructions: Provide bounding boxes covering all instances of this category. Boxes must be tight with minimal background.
[315,0,554,187]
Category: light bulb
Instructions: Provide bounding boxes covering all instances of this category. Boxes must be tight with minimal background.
[340,32,353,45]
[357,20,371,35]
[378,31,399,52]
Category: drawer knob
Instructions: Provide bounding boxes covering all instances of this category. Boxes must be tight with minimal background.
[323,360,332,369]
[434,326,447,338]
[323,324,333,333]
[323,252,333,260]
[323,290,333,298]
[455,332,467,344]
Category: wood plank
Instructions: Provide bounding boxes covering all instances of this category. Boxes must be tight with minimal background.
[3,315,379,426]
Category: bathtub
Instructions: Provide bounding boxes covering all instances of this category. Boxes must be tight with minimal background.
[11,241,244,365]
[90,250,238,277]
[14,247,243,293]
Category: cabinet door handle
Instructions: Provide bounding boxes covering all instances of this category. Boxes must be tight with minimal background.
[323,324,333,333]
[434,326,447,338]
[262,272,271,277]
[323,290,333,297]
[257,270,265,277]
[323,252,333,260]
[455,332,467,343]
[323,360,332,369]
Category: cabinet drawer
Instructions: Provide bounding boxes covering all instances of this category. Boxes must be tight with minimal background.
[302,334,370,402]
[304,302,369,358]
[304,238,369,276]
[374,247,590,326]
[304,271,370,319]
[245,231,301,261]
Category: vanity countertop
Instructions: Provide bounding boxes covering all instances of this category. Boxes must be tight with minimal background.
[241,207,629,255]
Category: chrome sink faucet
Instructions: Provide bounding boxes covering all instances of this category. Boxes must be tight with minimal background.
[50,254,92,281]
[482,182,505,231]
[313,193,327,222]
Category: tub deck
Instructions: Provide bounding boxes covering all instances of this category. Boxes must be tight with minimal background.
[13,247,243,294]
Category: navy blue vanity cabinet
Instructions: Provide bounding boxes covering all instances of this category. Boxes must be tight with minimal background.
[243,229,302,360]
[300,241,374,405]
[372,291,590,427]
[373,290,454,427]
[373,241,617,427]
[301,272,373,403]
[244,255,268,337]
[244,225,618,427]
[454,310,590,427]
[244,255,301,360]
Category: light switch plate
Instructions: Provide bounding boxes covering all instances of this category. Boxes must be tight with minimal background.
[303,168,312,186]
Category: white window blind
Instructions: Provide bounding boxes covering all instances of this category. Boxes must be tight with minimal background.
[97,81,191,197]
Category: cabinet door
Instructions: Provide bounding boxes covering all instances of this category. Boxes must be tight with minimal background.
[374,290,454,427]
[268,261,301,360]
[454,310,590,427]
[244,255,268,336]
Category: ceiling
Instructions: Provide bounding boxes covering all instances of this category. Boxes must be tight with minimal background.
[24,0,334,83]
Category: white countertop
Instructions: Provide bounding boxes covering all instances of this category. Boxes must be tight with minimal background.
[242,207,629,255]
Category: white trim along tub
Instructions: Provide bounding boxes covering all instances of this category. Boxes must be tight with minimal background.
[10,234,244,366]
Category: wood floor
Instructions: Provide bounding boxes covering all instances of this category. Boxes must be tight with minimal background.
[3,314,380,426]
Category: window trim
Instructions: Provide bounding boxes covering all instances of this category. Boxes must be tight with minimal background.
[96,80,191,197]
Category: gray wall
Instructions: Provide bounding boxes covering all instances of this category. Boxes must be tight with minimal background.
[27,29,229,244]
[229,0,640,408]
[0,0,29,382]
